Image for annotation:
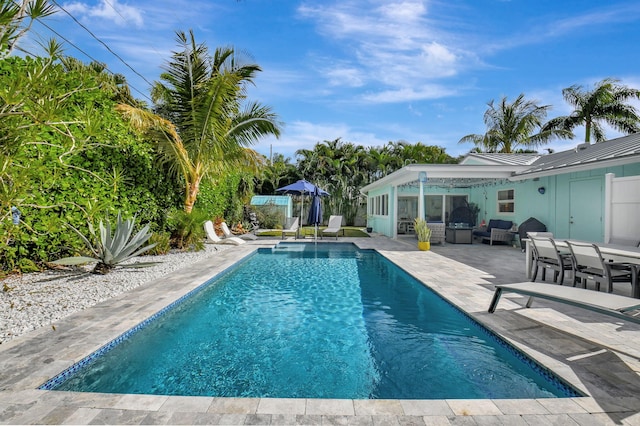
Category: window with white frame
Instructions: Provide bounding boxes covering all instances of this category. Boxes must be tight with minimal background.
[370,194,389,216]
[497,189,515,213]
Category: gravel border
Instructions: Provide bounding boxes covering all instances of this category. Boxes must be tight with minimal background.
[0,245,230,344]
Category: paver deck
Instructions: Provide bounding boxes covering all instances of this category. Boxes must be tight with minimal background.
[1,235,639,425]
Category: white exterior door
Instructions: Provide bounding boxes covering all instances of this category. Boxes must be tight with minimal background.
[569,178,602,241]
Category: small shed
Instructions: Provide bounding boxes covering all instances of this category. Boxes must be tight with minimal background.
[250,195,293,225]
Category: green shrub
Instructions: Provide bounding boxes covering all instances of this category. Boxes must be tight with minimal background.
[254,203,284,229]
[0,56,181,273]
[146,232,171,255]
[166,208,207,251]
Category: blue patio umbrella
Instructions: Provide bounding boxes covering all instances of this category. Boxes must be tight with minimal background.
[307,187,323,241]
[276,179,329,225]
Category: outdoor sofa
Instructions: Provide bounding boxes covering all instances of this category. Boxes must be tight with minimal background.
[473,219,513,245]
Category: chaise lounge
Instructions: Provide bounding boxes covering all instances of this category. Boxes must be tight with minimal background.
[321,215,343,240]
[221,222,258,241]
[204,220,245,245]
[488,282,640,324]
[281,217,300,240]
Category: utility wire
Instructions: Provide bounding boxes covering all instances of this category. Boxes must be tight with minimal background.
[50,0,156,89]
[102,0,169,67]
[34,19,153,102]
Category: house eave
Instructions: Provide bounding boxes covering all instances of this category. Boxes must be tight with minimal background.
[510,155,640,181]
[361,164,529,193]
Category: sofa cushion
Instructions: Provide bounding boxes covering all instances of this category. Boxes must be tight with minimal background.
[488,219,512,231]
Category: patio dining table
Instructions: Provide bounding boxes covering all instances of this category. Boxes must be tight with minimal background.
[524,238,640,297]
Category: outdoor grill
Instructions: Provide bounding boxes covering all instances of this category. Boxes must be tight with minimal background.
[517,217,547,250]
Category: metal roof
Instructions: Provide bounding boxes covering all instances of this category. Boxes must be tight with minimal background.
[461,153,540,166]
[513,133,640,179]
[360,133,640,192]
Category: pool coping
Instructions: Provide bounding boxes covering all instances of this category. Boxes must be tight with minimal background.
[1,237,639,424]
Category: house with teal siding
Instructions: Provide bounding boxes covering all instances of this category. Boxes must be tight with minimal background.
[361,133,640,243]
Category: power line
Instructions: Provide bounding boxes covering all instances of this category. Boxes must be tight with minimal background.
[49,0,156,89]
[102,0,169,64]
[33,19,153,102]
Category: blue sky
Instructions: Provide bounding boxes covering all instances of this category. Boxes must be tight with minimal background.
[25,0,640,160]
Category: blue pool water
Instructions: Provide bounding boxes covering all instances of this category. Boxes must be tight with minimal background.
[44,243,580,399]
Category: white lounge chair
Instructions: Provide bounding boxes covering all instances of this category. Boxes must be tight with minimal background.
[488,282,640,324]
[221,222,257,241]
[204,220,245,245]
[321,215,343,240]
[282,217,300,239]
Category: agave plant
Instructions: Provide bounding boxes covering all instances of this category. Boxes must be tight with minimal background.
[52,212,158,274]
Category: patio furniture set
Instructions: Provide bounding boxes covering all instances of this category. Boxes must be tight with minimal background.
[489,233,640,324]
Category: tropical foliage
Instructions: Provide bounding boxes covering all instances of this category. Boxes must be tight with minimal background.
[118,30,282,213]
[283,138,456,225]
[0,0,56,56]
[458,94,573,153]
[0,53,180,273]
[542,79,640,143]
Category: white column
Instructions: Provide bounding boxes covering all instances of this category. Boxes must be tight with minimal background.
[418,180,424,220]
[417,172,427,221]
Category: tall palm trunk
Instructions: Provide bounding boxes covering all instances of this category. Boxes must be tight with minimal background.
[184,176,202,213]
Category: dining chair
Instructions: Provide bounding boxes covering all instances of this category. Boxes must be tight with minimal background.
[566,241,637,294]
[529,236,573,284]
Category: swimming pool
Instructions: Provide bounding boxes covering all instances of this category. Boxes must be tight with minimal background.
[42,243,580,399]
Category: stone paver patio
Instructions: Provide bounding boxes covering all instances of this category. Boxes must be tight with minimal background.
[1,235,639,425]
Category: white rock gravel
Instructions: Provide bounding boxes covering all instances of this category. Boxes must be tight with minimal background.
[0,245,231,344]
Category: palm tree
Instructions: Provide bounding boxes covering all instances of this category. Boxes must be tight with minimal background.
[0,0,56,55]
[459,94,572,153]
[118,30,281,212]
[542,79,640,143]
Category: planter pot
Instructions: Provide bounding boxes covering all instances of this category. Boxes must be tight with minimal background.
[366,227,373,233]
[417,241,431,251]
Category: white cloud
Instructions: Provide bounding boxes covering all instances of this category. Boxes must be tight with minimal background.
[325,67,365,88]
[62,0,144,27]
[255,120,389,160]
[362,84,456,103]
[376,1,427,23]
[297,0,475,103]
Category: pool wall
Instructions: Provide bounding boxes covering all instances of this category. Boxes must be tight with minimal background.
[41,242,581,399]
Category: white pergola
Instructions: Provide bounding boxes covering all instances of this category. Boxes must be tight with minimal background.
[361,164,530,238]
